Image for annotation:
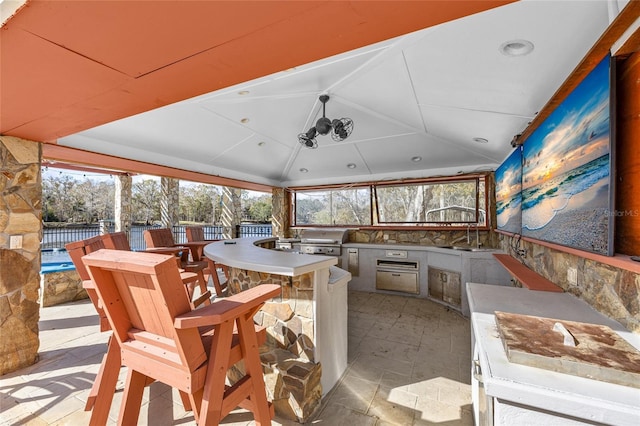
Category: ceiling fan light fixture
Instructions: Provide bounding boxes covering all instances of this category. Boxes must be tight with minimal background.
[316,117,332,135]
[298,95,354,145]
[298,127,318,149]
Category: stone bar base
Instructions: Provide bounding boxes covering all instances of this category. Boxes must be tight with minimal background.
[227,267,322,422]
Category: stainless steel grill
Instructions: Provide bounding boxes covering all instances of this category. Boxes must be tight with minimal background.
[299,228,348,257]
[276,228,348,257]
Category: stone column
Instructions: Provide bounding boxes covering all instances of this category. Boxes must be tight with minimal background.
[0,136,42,375]
[115,174,132,237]
[160,177,179,229]
[221,186,242,239]
[271,187,290,238]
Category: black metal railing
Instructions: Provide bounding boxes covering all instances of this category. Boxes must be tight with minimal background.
[42,222,272,250]
[236,224,272,237]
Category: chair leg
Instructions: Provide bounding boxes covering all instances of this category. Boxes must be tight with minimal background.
[88,336,121,426]
[236,312,272,426]
[119,369,147,425]
[206,259,226,296]
[199,320,235,425]
[179,390,192,412]
[195,269,211,305]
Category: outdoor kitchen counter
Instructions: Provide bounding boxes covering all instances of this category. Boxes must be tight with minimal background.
[468,282,640,425]
[204,236,338,276]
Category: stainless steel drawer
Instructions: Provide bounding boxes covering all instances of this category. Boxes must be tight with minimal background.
[376,270,419,294]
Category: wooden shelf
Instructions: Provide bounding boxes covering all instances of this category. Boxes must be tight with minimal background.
[493,254,563,292]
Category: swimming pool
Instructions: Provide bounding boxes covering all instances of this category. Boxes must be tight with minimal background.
[41,248,74,273]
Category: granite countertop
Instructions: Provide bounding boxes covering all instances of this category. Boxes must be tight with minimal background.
[342,242,502,256]
[204,237,337,277]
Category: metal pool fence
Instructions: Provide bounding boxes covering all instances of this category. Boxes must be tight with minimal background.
[42,223,272,250]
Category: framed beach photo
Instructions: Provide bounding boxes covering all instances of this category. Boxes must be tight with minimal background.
[521,55,614,256]
[495,147,522,234]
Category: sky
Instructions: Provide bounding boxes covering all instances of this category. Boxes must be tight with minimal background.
[41,167,269,197]
[495,147,522,202]
[521,55,610,190]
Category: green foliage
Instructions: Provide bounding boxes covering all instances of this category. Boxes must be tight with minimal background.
[246,196,272,222]
[42,173,272,225]
[131,179,161,223]
[42,175,114,223]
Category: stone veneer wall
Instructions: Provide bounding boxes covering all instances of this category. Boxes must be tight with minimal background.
[498,236,640,334]
[226,268,322,422]
[0,136,42,375]
[40,270,86,307]
[348,228,497,248]
[114,174,132,235]
[271,187,290,239]
[160,177,179,228]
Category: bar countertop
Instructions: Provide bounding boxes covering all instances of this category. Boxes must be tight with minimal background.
[203,237,337,277]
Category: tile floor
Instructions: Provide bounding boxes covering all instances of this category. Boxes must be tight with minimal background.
[0,290,473,425]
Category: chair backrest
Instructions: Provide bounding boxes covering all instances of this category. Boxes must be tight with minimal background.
[143,228,176,248]
[83,249,208,389]
[66,235,106,281]
[185,226,205,242]
[65,236,109,331]
[101,231,131,251]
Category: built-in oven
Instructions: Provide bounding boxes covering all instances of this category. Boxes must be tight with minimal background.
[375,251,419,294]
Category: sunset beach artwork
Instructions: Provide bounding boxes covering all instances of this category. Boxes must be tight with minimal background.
[496,147,522,234]
[521,55,612,255]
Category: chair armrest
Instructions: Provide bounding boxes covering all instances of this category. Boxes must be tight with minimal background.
[180,241,209,261]
[144,247,184,256]
[174,284,281,328]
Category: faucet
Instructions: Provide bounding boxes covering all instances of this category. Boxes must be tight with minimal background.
[467,224,481,248]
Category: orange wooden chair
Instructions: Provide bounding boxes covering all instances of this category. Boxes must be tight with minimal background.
[185,226,229,296]
[102,231,212,308]
[143,228,210,299]
[82,249,280,425]
[65,236,119,425]
[66,233,215,425]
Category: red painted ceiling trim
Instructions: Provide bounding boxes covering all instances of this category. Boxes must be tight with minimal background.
[42,144,274,193]
[1,1,514,144]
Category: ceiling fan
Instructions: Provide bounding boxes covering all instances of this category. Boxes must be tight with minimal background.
[298,95,354,149]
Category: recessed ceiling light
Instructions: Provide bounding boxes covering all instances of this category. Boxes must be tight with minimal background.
[500,39,534,56]
[411,156,422,162]
[240,118,250,124]
[238,90,250,95]
[347,163,356,169]
[473,137,489,144]
[299,168,308,173]
[257,141,266,147]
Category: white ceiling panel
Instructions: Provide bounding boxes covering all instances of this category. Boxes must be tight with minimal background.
[58,0,613,187]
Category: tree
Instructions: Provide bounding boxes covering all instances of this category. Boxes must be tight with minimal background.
[180,184,221,223]
[132,179,161,223]
[247,196,272,222]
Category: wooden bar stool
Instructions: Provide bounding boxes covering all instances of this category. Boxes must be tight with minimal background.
[102,231,212,308]
[143,228,210,302]
[83,249,280,425]
[185,225,229,297]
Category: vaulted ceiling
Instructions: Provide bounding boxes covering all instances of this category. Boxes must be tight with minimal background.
[1,1,631,189]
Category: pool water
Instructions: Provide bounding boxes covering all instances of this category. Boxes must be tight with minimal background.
[41,248,75,273]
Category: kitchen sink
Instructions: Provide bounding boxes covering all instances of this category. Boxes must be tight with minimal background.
[435,245,494,252]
